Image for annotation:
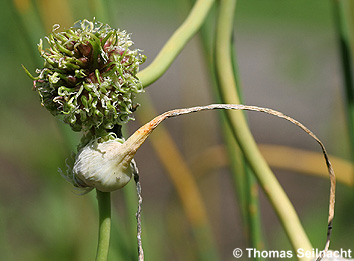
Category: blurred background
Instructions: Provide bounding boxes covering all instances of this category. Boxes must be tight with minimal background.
[1,0,353,260]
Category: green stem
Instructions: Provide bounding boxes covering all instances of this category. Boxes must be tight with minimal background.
[137,0,215,87]
[193,0,265,252]
[96,190,111,261]
[332,0,354,158]
[229,11,265,254]
[215,0,312,256]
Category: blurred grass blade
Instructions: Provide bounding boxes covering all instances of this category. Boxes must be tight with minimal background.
[192,144,353,188]
[259,144,353,187]
[332,0,354,159]
[137,0,215,87]
[11,0,46,66]
[35,0,74,32]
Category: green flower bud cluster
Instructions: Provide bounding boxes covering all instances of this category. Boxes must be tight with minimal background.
[26,19,146,132]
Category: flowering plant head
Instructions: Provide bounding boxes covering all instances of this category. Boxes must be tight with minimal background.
[25,19,146,132]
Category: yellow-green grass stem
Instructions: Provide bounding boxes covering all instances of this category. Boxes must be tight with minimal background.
[224,9,265,254]
[137,0,215,87]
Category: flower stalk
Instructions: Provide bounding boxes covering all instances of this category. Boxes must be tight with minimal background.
[137,0,215,87]
[96,190,111,261]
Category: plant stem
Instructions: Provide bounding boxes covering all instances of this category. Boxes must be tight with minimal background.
[193,0,265,251]
[332,0,354,158]
[215,0,313,255]
[137,0,215,87]
[96,190,111,261]
[227,8,265,254]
